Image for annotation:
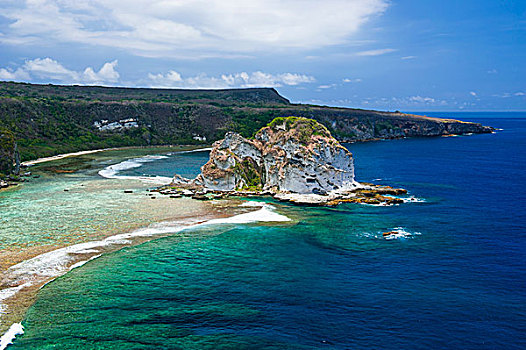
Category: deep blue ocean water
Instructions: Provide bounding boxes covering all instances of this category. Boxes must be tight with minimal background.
[10,113,526,349]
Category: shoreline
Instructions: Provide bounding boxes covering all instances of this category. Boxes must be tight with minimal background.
[21,144,212,166]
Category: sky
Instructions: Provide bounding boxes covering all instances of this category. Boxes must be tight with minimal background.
[0,0,524,111]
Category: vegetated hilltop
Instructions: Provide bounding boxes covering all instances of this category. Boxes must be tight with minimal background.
[0,81,492,162]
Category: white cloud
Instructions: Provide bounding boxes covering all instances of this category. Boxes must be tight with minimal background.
[147,70,315,89]
[0,58,120,84]
[342,78,362,83]
[0,67,30,81]
[356,48,397,56]
[317,84,336,89]
[487,69,498,74]
[409,96,436,103]
[470,91,477,97]
[83,61,120,83]
[0,0,389,57]
[496,91,526,98]
[23,58,79,81]
[401,56,416,60]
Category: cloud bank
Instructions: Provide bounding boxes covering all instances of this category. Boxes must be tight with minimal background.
[355,48,397,56]
[0,0,389,57]
[0,57,316,89]
[147,71,315,89]
[0,58,119,85]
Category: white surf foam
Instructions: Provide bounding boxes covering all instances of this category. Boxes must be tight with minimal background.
[98,155,172,184]
[0,323,24,350]
[401,196,426,203]
[239,201,267,207]
[69,255,102,271]
[206,204,290,225]
[383,227,421,240]
[168,147,212,155]
[0,283,31,315]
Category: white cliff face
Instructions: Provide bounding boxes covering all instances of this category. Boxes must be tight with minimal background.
[264,138,355,194]
[198,118,357,194]
[200,132,262,191]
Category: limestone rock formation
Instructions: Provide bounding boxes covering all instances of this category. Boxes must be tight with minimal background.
[198,117,357,194]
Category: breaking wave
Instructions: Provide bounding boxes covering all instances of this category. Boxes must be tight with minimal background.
[382,227,422,240]
[98,155,172,184]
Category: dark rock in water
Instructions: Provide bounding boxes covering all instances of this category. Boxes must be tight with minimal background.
[64,189,69,192]
[124,190,133,193]
[170,194,182,198]
[150,196,156,199]
[32,174,40,178]
[0,180,9,188]
[383,231,397,237]
[387,198,404,205]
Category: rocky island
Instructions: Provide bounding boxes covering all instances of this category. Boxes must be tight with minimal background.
[160,117,409,206]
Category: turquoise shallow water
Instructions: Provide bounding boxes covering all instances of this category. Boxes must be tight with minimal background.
[7,114,526,349]
[0,147,211,250]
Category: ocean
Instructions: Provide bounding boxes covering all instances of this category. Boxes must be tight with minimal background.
[2,113,525,349]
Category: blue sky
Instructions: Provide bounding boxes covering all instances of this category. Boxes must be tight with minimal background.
[0,0,524,111]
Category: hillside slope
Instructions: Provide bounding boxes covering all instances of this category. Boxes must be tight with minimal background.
[0,81,492,162]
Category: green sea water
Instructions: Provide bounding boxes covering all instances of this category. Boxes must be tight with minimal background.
[0,146,228,339]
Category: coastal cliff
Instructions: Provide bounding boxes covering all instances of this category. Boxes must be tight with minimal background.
[0,82,493,162]
[167,117,408,206]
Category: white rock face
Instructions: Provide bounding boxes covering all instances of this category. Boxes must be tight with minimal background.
[93,118,139,131]
[199,118,357,194]
[200,132,262,191]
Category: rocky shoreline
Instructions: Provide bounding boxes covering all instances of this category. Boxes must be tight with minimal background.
[153,182,409,207]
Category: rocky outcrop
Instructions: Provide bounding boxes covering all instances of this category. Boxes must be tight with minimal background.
[198,117,357,194]
[167,117,410,206]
